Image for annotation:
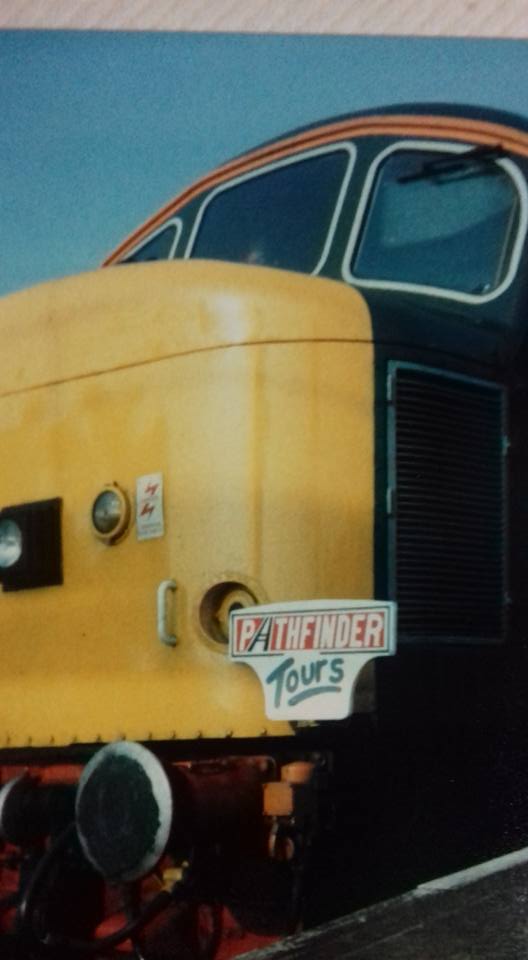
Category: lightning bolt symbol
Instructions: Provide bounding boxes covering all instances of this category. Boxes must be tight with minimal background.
[140,503,155,517]
[145,483,158,496]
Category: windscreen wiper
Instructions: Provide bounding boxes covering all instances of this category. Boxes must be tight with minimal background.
[398,144,506,183]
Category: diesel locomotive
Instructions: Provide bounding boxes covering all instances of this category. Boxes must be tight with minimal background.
[1,103,528,957]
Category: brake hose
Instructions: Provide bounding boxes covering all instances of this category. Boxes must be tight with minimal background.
[16,821,189,956]
[16,821,77,936]
[44,886,178,955]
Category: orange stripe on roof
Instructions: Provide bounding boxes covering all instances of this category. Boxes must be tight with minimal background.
[104,114,528,265]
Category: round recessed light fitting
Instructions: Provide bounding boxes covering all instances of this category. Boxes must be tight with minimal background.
[91,484,131,544]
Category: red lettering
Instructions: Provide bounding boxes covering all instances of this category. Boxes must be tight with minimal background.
[364,612,385,648]
[350,613,366,647]
[300,616,315,649]
[237,617,257,652]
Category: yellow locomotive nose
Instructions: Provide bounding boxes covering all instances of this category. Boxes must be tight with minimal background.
[0,260,375,747]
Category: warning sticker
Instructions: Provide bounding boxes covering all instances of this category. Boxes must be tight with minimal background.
[136,473,164,540]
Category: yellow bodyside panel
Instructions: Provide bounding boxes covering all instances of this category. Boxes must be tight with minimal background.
[0,262,374,746]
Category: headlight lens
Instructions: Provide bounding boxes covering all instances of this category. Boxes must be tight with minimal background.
[0,519,22,569]
[91,484,131,543]
[92,490,122,534]
[0,499,62,591]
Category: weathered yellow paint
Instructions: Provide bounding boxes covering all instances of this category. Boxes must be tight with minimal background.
[0,261,374,746]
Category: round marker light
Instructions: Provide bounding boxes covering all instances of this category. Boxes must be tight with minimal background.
[0,519,22,569]
[91,484,130,544]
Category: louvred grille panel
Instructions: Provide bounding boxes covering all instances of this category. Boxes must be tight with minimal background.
[391,365,506,642]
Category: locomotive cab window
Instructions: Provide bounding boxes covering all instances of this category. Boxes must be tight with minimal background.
[187,145,355,274]
[346,145,526,302]
[123,219,182,263]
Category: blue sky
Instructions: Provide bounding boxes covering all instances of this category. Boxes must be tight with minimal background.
[1,30,527,296]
